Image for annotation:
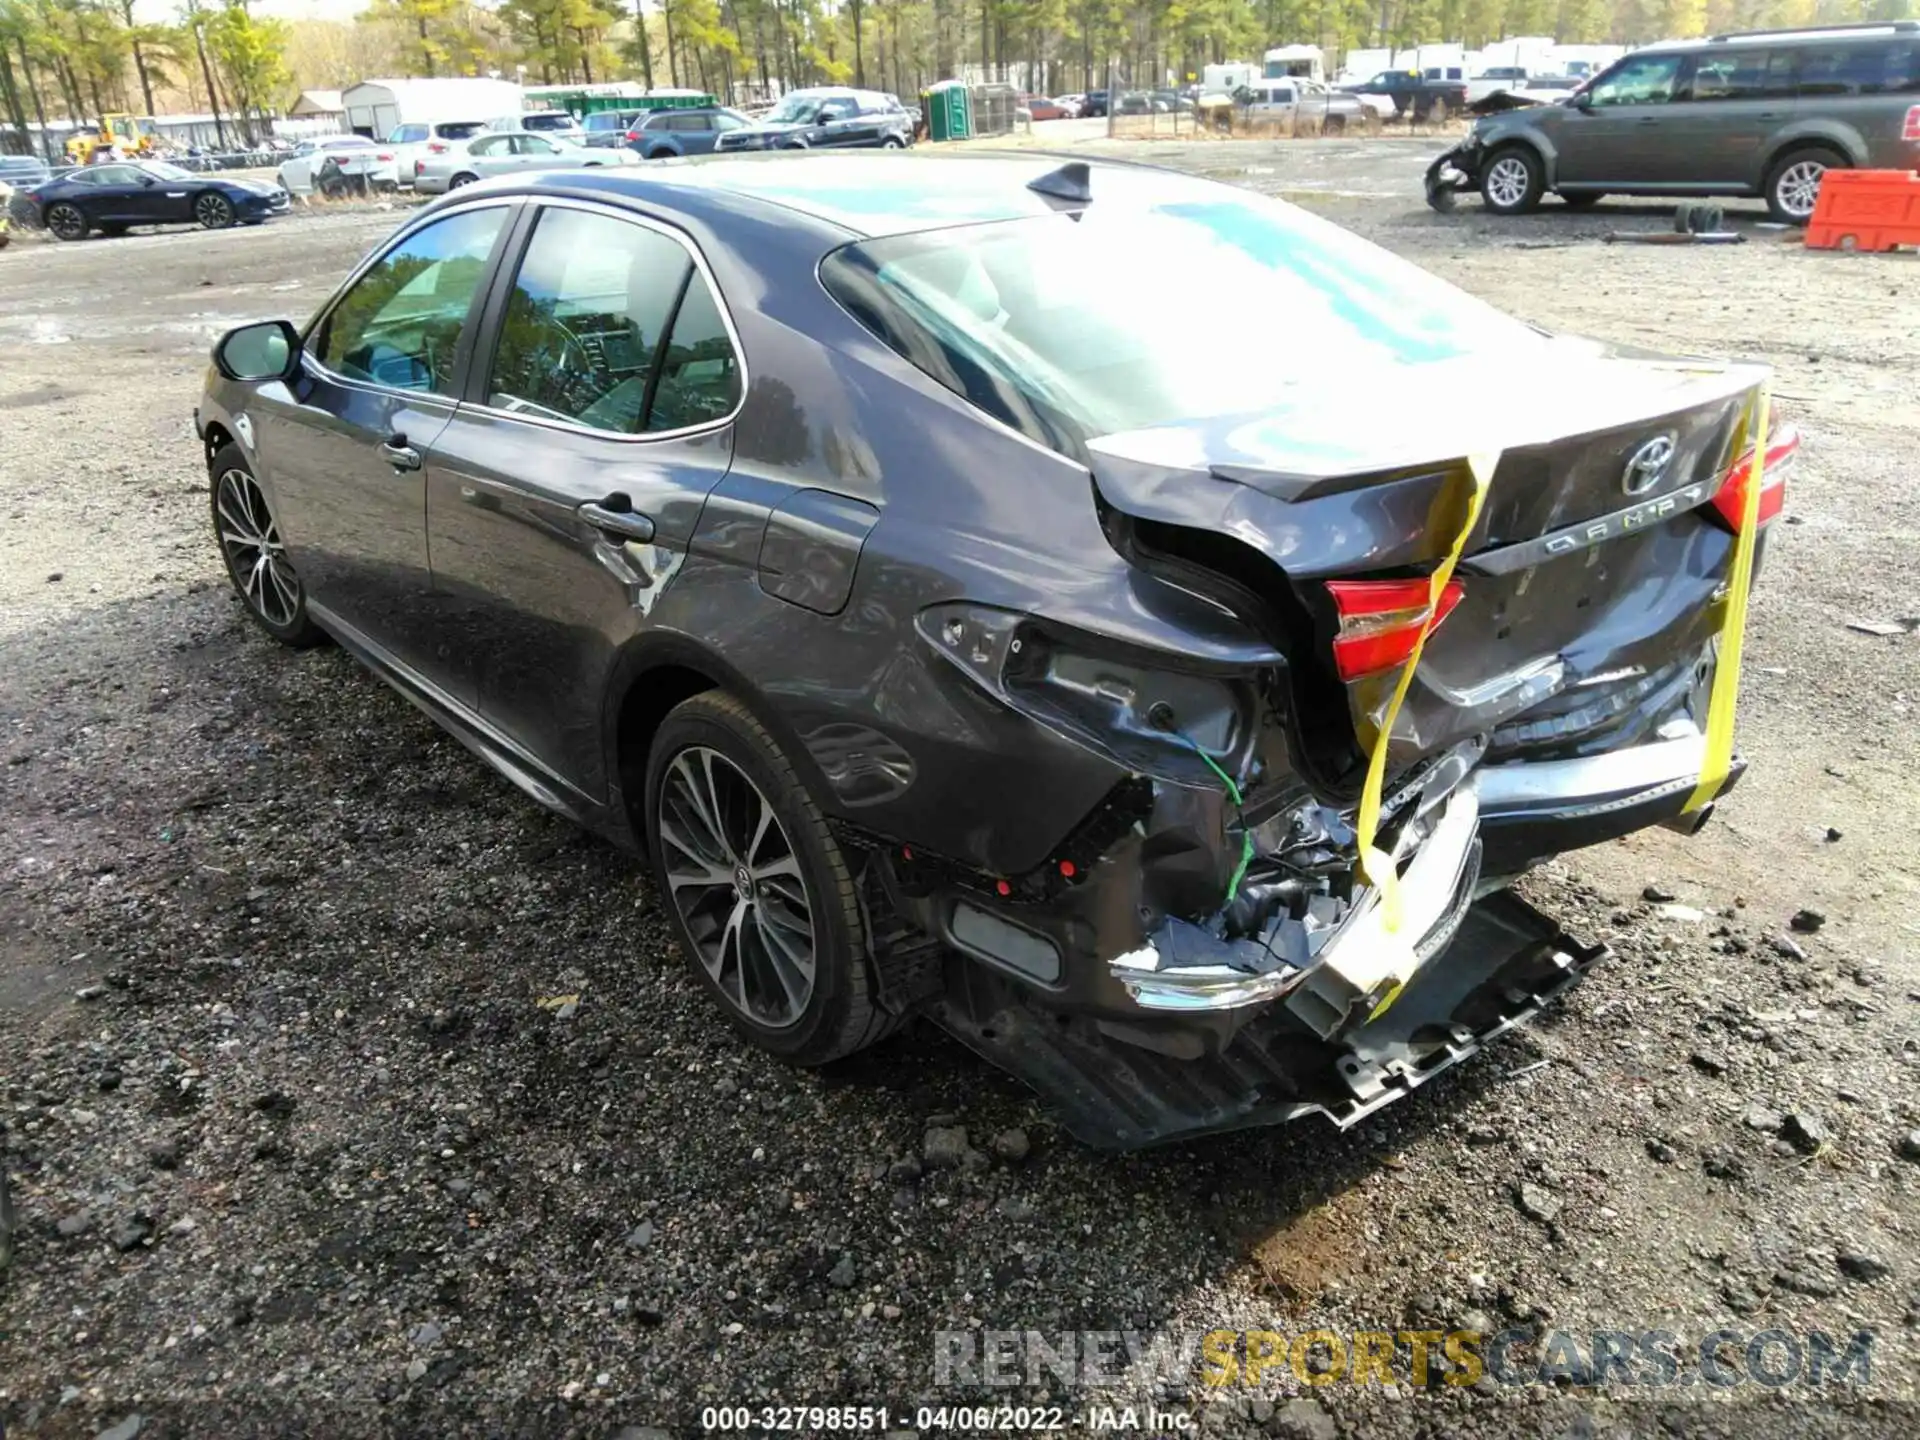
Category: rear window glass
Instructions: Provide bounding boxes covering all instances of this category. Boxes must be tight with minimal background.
[439,121,488,140]
[821,197,1536,456]
[1794,40,1916,95]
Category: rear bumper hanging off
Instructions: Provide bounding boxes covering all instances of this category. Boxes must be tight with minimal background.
[934,887,1606,1150]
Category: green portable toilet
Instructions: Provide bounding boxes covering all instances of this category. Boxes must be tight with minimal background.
[923,80,972,141]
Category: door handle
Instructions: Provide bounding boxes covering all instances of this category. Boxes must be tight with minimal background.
[579,498,656,543]
[380,433,422,471]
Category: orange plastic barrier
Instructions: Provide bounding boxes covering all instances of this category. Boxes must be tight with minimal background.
[1804,168,1920,253]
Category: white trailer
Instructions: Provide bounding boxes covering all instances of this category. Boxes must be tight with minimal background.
[1262,45,1326,83]
[1201,61,1261,98]
[341,78,525,141]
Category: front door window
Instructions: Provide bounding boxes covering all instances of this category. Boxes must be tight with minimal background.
[1587,55,1683,107]
[314,207,508,394]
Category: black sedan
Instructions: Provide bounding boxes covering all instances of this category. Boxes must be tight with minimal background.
[194,155,1788,1148]
[22,158,289,240]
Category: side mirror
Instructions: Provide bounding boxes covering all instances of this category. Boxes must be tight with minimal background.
[213,319,302,384]
[1572,91,1594,111]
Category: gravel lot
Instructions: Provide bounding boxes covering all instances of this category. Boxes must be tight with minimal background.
[2,145,1918,1439]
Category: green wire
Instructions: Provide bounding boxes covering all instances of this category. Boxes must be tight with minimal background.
[1189,740,1256,905]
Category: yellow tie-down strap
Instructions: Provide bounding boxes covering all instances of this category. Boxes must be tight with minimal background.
[1686,387,1770,813]
[1352,451,1497,1021]
[1352,386,1770,1022]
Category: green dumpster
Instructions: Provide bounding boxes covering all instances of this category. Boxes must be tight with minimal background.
[923,80,972,141]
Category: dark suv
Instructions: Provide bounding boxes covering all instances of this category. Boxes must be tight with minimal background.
[1428,22,1920,222]
[715,88,913,151]
[627,106,752,158]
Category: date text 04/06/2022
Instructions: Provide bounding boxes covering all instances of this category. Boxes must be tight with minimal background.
[699,1404,1194,1432]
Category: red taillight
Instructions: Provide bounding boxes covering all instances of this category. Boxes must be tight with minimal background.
[376,152,393,162]
[1708,423,1799,531]
[1326,577,1466,681]
[427,141,449,153]
[413,159,425,176]
[625,128,643,140]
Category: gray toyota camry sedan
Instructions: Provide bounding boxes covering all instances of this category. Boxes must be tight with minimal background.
[196,153,1795,1147]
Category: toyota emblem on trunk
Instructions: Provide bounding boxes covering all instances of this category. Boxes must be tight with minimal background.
[1622,434,1677,494]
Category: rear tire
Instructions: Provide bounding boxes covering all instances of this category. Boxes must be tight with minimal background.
[1480,145,1543,215]
[644,692,896,1067]
[45,202,88,241]
[646,148,674,160]
[1765,145,1844,225]
[448,172,478,189]
[881,135,906,148]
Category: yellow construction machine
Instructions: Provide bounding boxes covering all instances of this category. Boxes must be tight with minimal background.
[64,114,157,164]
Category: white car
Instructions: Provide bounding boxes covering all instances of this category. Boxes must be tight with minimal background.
[1053,94,1085,118]
[488,110,585,140]
[383,119,491,188]
[276,136,400,197]
[412,130,639,195]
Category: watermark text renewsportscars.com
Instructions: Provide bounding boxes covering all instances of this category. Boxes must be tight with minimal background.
[935,1326,1875,1391]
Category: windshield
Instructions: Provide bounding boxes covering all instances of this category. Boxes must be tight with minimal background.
[821,196,1537,455]
[764,92,828,123]
[141,161,195,181]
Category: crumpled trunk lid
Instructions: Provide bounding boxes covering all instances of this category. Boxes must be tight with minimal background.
[1088,345,1767,780]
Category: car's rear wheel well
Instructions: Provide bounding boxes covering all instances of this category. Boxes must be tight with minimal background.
[1765,137,1846,171]
[616,663,721,829]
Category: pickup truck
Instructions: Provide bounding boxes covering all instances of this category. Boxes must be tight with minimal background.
[1465,66,1532,105]
[1339,69,1468,121]
[1235,79,1371,131]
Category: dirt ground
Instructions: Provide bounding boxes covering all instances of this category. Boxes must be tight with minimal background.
[1,143,1917,1440]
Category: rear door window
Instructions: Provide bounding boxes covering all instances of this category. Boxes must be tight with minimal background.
[484,207,740,435]
[316,207,508,394]
[1686,49,1784,101]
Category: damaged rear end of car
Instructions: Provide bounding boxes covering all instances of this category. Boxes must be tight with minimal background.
[819,171,1790,1148]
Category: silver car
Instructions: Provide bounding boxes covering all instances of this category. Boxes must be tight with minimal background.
[413,130,639,195]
